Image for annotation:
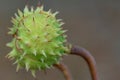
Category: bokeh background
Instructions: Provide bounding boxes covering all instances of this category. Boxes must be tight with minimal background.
[0,0,120,80]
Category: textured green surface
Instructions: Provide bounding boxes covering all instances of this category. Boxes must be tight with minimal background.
[7,6,69,77]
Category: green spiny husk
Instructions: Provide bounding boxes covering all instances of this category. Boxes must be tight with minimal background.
[7,5,69,77]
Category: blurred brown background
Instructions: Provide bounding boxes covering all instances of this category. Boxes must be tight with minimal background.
[0,0,120,80]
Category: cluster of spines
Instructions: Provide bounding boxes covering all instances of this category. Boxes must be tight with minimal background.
[7,6,69,77]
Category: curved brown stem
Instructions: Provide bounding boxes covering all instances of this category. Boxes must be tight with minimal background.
[70,46,99,80]
[54,63,72,80]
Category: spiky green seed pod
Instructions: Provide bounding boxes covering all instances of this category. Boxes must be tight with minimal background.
[7,6,69,77]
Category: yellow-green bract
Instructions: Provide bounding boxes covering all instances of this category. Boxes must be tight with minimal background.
[7,6,69,77]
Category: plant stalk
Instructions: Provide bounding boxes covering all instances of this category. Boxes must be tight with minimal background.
[70,45,99,80]
[54,63,72,80]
